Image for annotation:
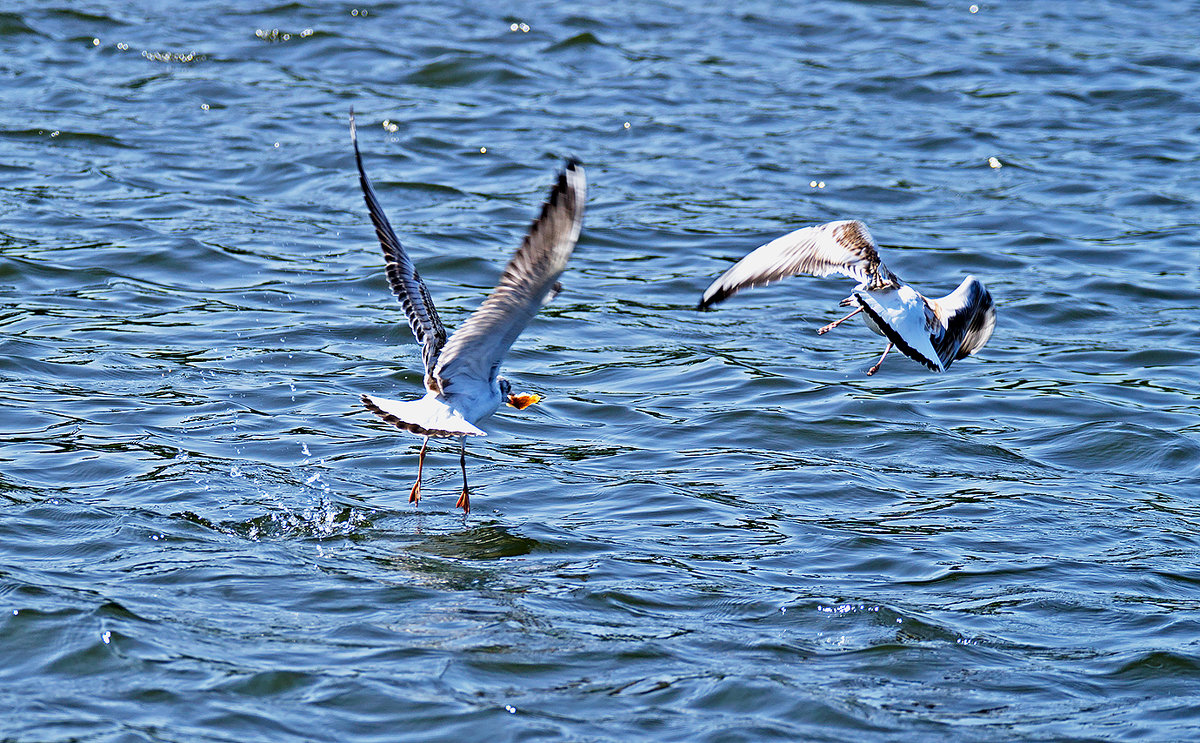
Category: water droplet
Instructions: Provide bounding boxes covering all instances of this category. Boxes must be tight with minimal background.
[273,142,280,149]
[200,103,210,111]
[92,38,100,46]
[505,705,516,714]
[988,156,1002,169]
[302,443,311,457]
[969,4,980,13]
[623,121,631,129]
[101,631,111,644]
[480,146,487,153]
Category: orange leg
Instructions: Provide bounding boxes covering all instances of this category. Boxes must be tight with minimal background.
[409,437,429,506]
[818,307,862,335]
[867,342,893,376]
[453,438,470,515]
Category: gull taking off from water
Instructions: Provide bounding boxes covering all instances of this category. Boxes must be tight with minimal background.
[698,220,995,375]
[351,111,585,513]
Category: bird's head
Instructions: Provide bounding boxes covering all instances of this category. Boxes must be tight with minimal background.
[499,377,541,410]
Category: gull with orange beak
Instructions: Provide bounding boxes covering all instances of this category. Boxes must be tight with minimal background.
[350,110,585,514]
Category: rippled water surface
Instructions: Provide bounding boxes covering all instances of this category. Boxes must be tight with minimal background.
[4,1,1200,740]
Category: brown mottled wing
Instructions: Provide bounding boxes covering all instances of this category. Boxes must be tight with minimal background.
[350,109,448,376]
[698,220,896,309]
[433,160,586,390]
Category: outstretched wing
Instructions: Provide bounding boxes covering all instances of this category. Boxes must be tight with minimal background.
[698,220,897,309]
[350,109,447,376]
[433,160,586,393]
[930,275,995,368]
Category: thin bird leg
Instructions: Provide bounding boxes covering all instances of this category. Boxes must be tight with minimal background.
[409,436,429,505]
[454,438,470,515]
[818,307,863,335]
[867,342,893,376]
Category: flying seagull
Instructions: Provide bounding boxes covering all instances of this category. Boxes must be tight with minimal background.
[698,220,995,375]
[351,110,586,513]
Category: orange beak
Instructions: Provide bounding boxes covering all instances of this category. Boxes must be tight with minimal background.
[506,392,541,410]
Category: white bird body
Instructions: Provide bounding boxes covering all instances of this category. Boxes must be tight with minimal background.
[699,220,995,375]
[350,110,585,512]
[854,282,945,372]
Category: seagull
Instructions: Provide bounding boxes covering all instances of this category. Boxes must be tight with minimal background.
[350,111,585,514]
[697,220,995,375]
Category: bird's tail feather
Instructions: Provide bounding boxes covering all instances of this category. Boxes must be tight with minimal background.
[361,394,486,437]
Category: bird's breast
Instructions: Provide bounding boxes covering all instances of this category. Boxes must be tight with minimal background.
[442,379,504,425]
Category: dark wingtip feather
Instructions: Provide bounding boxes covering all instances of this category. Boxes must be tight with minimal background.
[955,281,996,361]
[528,158,583,235]
[697,286,731,310]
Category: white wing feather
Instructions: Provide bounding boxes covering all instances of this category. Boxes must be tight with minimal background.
[433,160,586,392]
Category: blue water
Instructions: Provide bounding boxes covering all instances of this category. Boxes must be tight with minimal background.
[3,1,1200,740]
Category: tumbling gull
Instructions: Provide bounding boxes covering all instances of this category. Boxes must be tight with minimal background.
[351,111,586,513]
[698,220,995,375]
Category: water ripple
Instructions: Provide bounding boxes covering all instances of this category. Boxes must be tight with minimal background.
[3,0,1200,740]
